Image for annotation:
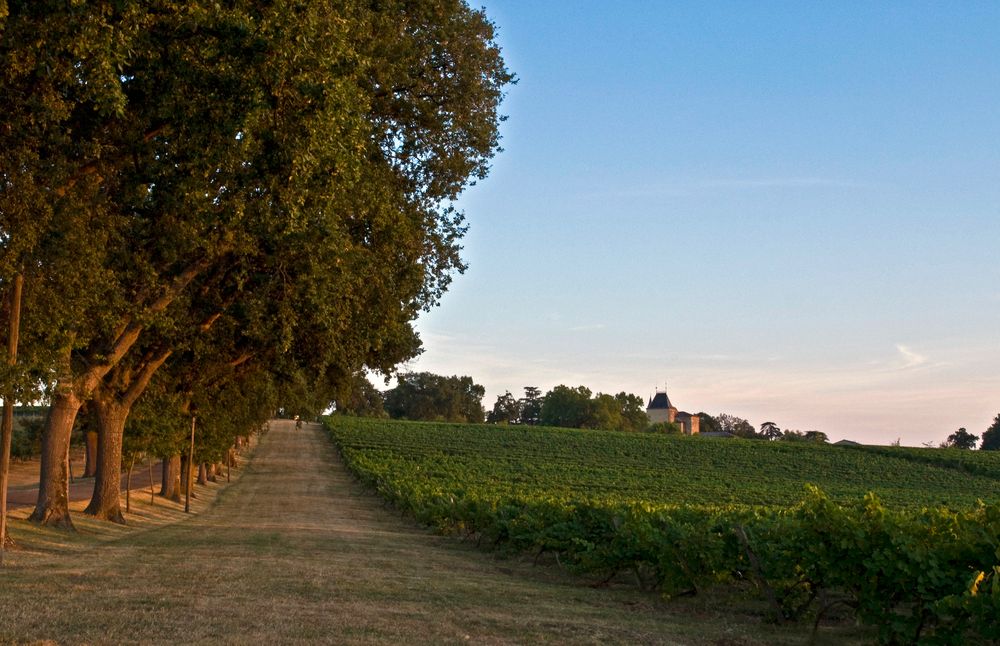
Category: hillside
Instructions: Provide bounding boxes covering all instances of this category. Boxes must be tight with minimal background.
[327,417,1000,510]
[326,417,1000,641]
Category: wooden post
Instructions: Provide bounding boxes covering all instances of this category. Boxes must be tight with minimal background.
[148,459,155,505]
[125,455,135,513]
[0,273,24,565]
[185,416,195,513]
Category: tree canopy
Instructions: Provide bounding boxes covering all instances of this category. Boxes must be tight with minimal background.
[0,0,513,527]
[716,414,758,439]
[943,427,979,450]
[384,372,486,423]
[980,414,1000,451]
[538,385,648,432]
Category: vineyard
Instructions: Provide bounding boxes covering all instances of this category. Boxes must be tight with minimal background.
[327,417,1000,643]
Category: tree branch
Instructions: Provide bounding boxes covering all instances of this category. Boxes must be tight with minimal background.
[123,348,172,407]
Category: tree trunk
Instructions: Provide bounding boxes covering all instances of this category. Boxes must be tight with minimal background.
[0,404,15,554]
[197,462,208,486]
[148,460,155,505]
[159,458,169,496]
[180,454,196,502]
[29,387,81,529]
[208,463,218,482]
[83,431,98,478]
[1,272,24,558]
[125,457,134,514]
[160,455,181,502]
[179,454,188,496]
[84,397,128,523]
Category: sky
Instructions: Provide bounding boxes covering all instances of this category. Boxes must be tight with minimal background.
[402,1,1000,446]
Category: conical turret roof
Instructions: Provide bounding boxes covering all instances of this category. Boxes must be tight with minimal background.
[647,390,673,410]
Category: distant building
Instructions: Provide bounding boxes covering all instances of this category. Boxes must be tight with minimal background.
[13,405,46,420]
[646,389,700,435]
[12,405,46,431]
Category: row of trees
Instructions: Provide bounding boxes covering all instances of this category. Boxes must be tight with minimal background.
[338,375,1000,454]
[498,385,649,433]
[705,415,829,443]
[334,377,650,432]
[351,377,829,438]
[0,0,512,541]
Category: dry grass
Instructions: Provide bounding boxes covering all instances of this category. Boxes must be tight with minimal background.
[0,421,867,645]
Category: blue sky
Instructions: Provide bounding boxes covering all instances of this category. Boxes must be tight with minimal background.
[405,1,1000,445]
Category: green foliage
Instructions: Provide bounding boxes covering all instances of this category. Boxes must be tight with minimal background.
[539,385,592,428]
[759,421,780,440]
[332,373,386,418]
[945,427,980,450]
[384,372,485,423]
[10,416,43,461]
[327,417,1000,513]
[540,385,647,432]
[982,414,1000,451]
[697,412,721,434]
[486,390,520,424]
[647,421,682,434]
[781,429,829,443]
[327,417,1000,642]
[519,386,543,425]
[1,0,513,510]
[717,413,759,439]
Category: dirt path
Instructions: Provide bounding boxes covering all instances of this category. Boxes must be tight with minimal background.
[0,421,819,645]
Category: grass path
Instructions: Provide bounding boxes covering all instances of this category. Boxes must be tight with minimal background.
[0,420,852,645]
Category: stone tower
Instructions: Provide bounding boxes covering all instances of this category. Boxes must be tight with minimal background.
[646,388,700,435]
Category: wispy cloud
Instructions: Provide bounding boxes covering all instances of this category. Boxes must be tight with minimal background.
[894,344,928,370]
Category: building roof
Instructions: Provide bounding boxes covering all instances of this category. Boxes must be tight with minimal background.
[647,391,673,410]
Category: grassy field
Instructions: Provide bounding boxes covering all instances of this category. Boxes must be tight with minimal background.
[0,420,871,645]
[328,416,1000,510]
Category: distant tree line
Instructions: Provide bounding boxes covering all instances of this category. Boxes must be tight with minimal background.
[488,385,649,432]
[335,378,652,432]
[704,414,829,443]
[940,415,1000,450]
[337,375,1000,451]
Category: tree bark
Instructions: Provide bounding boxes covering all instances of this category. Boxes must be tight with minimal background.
[29,387,81,529]
[148,461,155,505]
[159,458,169,496]
[83,431,98,478]
[84,397,127,523]
[179,454,196,502]
[125,456,134,513]
[84,349,170,523]
[208,463,218,482]
[1,272,24,558]
[160,455,181,502]
[197,462,208,486]
[0,404,15,554]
